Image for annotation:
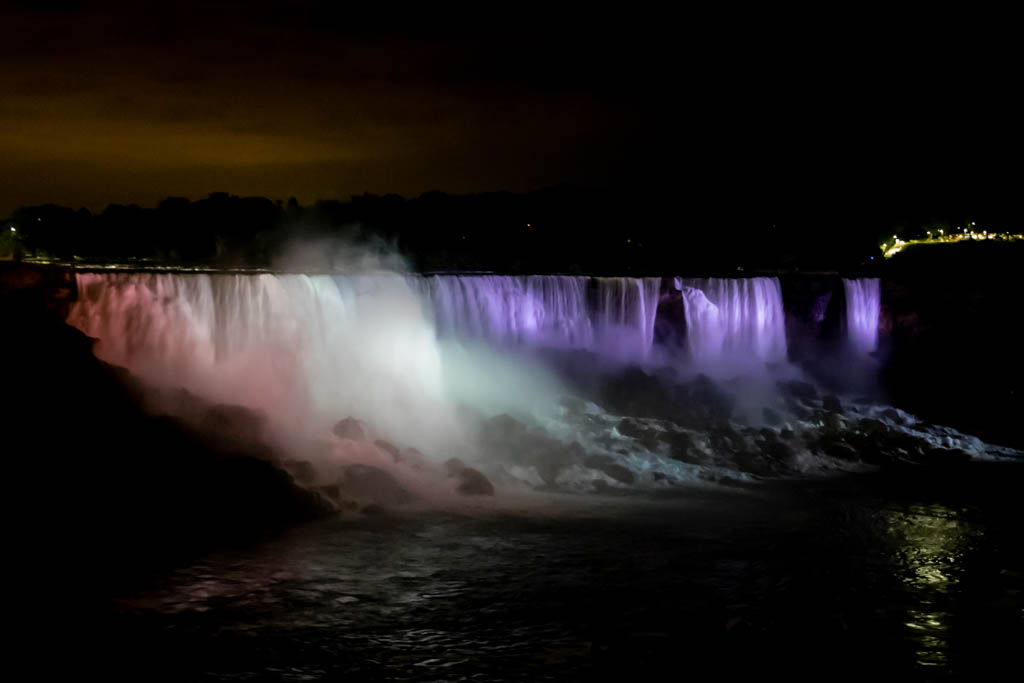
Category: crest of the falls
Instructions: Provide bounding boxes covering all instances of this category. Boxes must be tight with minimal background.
[675,277,788,364]
[412,275,662,361]
[412,275,594,349]
[843,278,881,354]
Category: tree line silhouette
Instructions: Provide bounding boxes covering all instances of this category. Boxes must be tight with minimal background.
[2,188,1012,274]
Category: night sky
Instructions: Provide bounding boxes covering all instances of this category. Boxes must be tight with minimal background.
[1,2,1019,219]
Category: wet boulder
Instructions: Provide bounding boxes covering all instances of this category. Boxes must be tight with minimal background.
[374,439,401,461]
[480,415,584,485]
[881,408,905,425]
[445,458,495,496]
[599,367,674,420]
[676,374,735,428]
[616,418,661,452]
[821,438,860,461]
[761,438,795,462]
[333,417,366,440]
[584,455,636,484]
[284,459,317,484]
[660,429,702,464]
[341,464,411,506]
[820,411,844,434]
[778,380,818,402]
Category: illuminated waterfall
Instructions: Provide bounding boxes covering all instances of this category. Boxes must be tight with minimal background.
[677,277,788,364]
[413,275,662,360]
[413,275,594,349]
[69,272,458,451]
[843,278,881,354]
[69,271,795,444]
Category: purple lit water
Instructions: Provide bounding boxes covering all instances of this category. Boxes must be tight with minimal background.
[414,275,661,361]
[843,278,881,355]
[676,277,787,364]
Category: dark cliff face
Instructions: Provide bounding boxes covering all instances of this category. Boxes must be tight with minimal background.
[780,275,842,359]
[0,262,77,318]
[1,264,331,577]
[878,244,1024,449]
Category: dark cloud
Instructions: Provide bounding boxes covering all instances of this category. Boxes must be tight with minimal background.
[1,3,1019,216]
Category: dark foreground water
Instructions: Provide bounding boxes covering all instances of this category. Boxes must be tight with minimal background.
[98,465,1022,682]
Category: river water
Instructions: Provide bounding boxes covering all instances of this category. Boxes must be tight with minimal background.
[101,465,1023,681]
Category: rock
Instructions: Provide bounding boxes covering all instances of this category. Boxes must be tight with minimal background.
[616,417,647,439]
[600,367,674,420]
[653,290,687,350]
[821,438,860,461]
[661,430,698,463]
[731,451,777,476]
[881,408,905,425]
[341,464,411,506]
[617,418,660,452]
[779,380,818,401]
[584,455,636,484]
[822,394,843,414]
[444,457,467,475]
[780,428,795,440]
[821,411,844,433]
[484,413,529,440]
[762,439,794,461]
[444,457,495,496]
[787,401,814,421]
[320,483,342,501]
[558,395,589,414]
[479,415,585,485]
[400,447,428,467]
[374,439,401,460]
[200,403,266,439]
[284,459,316,484]
[688,374,735,425]
[333,417,366,440]
[456,468,496,496]
[857,418,887,436]
[917,447,972,467]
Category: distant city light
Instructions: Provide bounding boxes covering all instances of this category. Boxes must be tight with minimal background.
[880,225,1023,259]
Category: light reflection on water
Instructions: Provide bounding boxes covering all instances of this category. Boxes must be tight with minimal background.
[884,503,980,669]
[105,485,1023,681]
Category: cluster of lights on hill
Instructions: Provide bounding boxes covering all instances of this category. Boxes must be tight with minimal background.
[880,222,1024,259]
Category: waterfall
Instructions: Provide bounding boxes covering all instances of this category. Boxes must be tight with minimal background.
[676,277,787,364]
[592,277,663,360]
[69,271,459,451]
[412,275,594,349]
[69,272,797,440]
[843,278,881,354]
[413,274,662,361]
